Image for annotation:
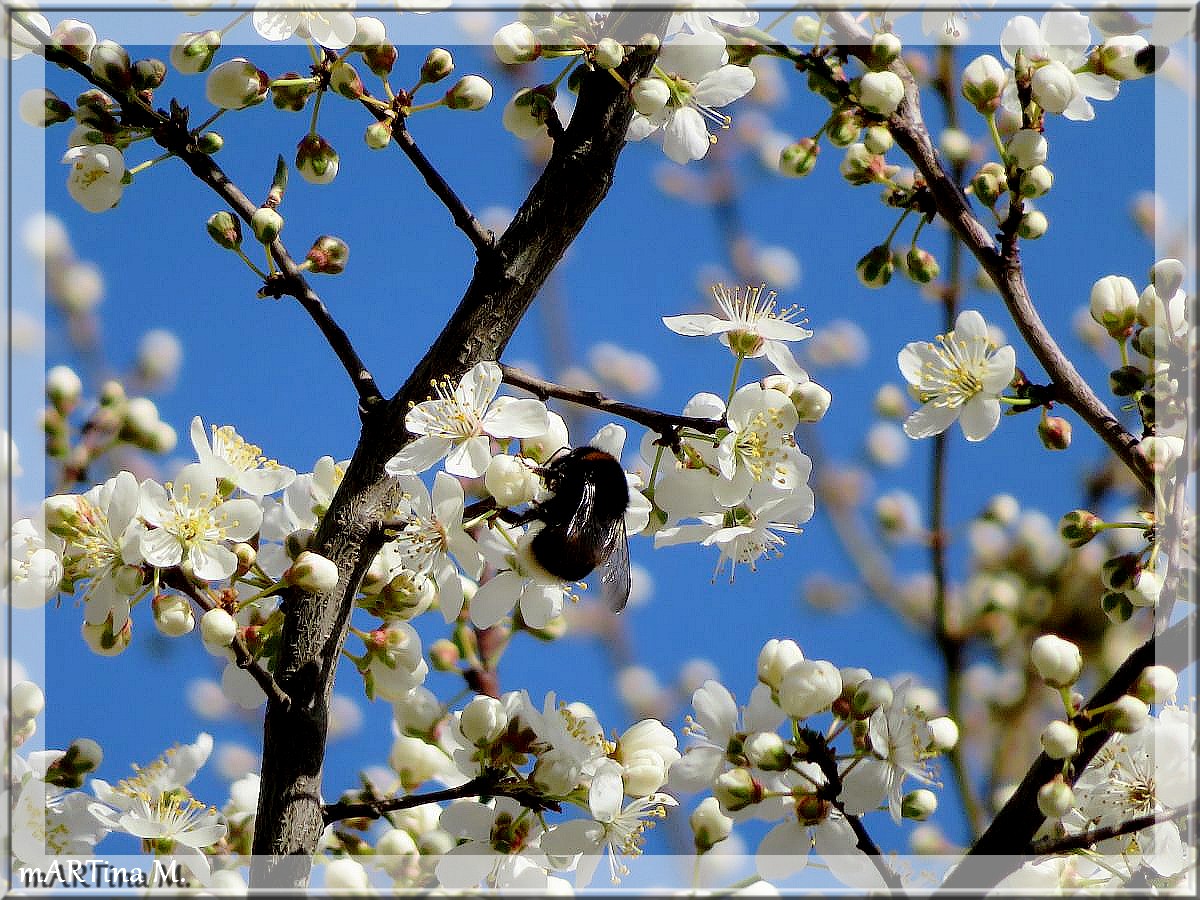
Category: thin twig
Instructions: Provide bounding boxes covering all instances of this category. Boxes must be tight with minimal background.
[500,363,725,439]
[321,773,560,825]
[841,810,905,890]
[364,102,496,257]
[1030,802,1195,856]
[164,571,292,711]
[31,26,383,411]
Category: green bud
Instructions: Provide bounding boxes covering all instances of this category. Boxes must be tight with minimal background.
[363,43,397,77]
[779,138,819,177]
[856,245,894,288]
[1019,165,1053,198]
[905,247,940,283]
[306,235,349,274]
[1018,209,1048,239]
[1101,553,1141,591]
[871,32,902,68]
[250,206,283,244]
[91,40,132,90]
[330,60,363,99]
[1037,415,1071,449]
[421,48,454,84]
[206,210,242,250]
[863,124,893,154]
[365,120,392,149]
[197,131,223,154]
[827,109,861,147]
[132,58,167,92]
[1058,509,1101,547]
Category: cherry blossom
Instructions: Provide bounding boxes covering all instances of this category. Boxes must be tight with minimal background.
[999,11,1119,121]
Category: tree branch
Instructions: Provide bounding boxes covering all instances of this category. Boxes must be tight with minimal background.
[32,27,383,411]
[841,811,905,891]
[1029,801,1194,856]
[823,13,1155,498]
[365,107,496,258]
[163,570,292,710]
[499,363,726,440]
[939,613,1193,890]
[250,15,672,888]
[321,773,561,825]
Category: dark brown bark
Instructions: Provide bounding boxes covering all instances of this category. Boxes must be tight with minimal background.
[249,14,670,888]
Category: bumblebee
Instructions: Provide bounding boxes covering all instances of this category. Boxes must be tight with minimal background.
[527,446,631,612]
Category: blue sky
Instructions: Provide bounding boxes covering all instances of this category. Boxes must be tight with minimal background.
[15,6,1182,870]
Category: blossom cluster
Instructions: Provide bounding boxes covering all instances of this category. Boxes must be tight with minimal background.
[672,638,958,884]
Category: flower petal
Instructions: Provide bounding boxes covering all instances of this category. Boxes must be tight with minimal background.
[662,313,727,336]
[982,345,1016,393]
[959,395,1001,441]
[386,435,452,475]
[663,107,712,164]
[445,435,492,478]
[903,403,958,439]
[756,820,810,880]
[483,398,550,438]
[693,64,757,107]
[469,573,520,628]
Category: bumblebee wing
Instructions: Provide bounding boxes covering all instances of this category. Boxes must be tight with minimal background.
[599,525,631,613]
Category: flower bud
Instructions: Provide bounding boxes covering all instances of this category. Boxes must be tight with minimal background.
[170,30,220,74]
[856,244,894,288]
[1106,695,1149,733]
[429,638,460,671]
[631,77,670,116]
[1101,589,1134,623]
[1105,556,1147,597]
[1099,35,1158,80]
[200,607,237,648]
[250,207,282,244]
[52,19,97,62]
[1037,776,1075,819]
[1138,435,1183,473]
[421,48,454,84]
[757,638,804,690]
[152,593,196,637]
[91,40,132,89]
[11,680,45,721]
[46,365,83,414]
[205,58,268,109]
[961,54,1006,112]
[939,127,971,163]
[459,695,508,746]
[851,677,893,718]
[1019,165,1053,198]
[1018,210,1048,239]
[870,32,902,68]
[713,767,760,812]
[330,61,363,99]
[1134,665,1177,705]
[1040,720,1079,759]
[1058,509,1101,547]
[1006,129,1047,170]
[233,542,256,576]
[485,453,538,506]
[594,37,624,70]
[779,138,819,177]
[19,88,72,127]
[325,858,369,891]
[44,738,103,787]
[690,796,733,853]
[206,210,242,250]
[1030,634,1082,687]
[445,75,493,111]
[827,109,861,147]
[971,171,1002,207]
[902,788,937,821]
[285,550,340,594]
[743,731,790,771]
[790,380,832,423]
[778,659,842,719]
[352,16,387,50]
[271,72,316,111]
[1090,275,1139,337]
[863,124,893,154]
[493,22,540,65]
[905,247,940,284]
[285,528,314,560]
[306,235,349,275]
[792,15,823,43]
[295,134,339,184]
[362,42,397,77]
[857,70,904,116]
[365,120,393,149]
[1031,61,1076,114]
[132,58,167,93]
[1126,567,1163,608]
[82,615,132,656]
[926,716,959,751]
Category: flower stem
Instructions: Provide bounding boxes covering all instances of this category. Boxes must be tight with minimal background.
[233,246,268,280]
[127,152,173,177]
[726,352,746,407]
[985,111,1006,162]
